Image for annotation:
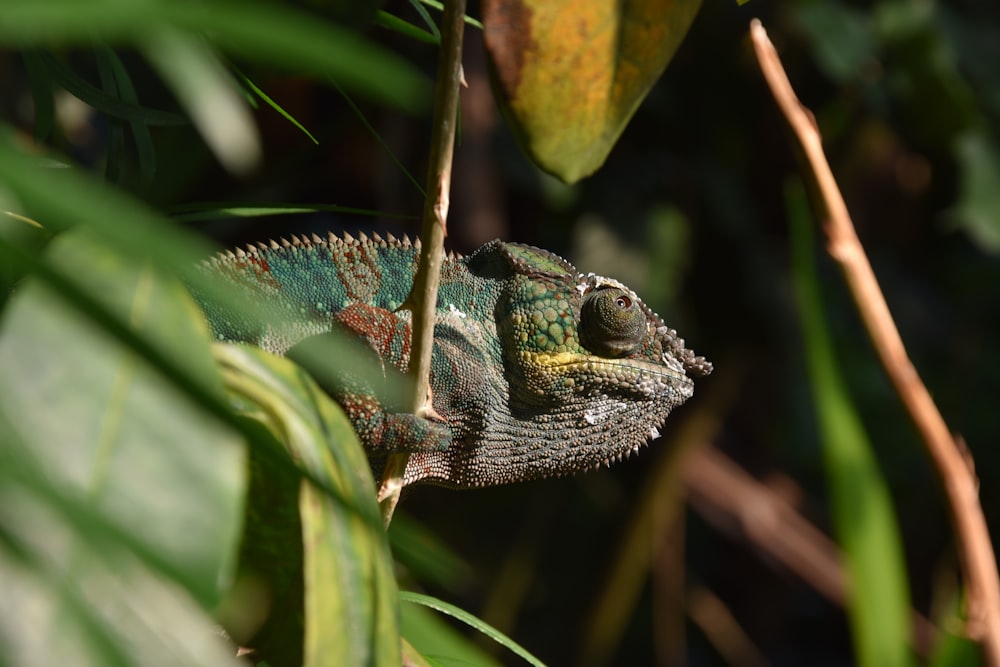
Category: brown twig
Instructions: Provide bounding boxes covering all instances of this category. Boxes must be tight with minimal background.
[750,19,1000,663]
[686,582,768,667]
[378,0,466,523]
[684,446,937,656]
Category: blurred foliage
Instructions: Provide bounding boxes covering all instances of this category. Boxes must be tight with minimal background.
[1,0,999,665]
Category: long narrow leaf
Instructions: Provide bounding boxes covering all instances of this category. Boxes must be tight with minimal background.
[169,201,417,223]
[19,52,56,141]
[217,345,400,666]
[236,69,319,145]
[400,591,546,667]
[37,52,189,125]
[100,46,158,186]
[786,180,913,667]
[374,11,439,45]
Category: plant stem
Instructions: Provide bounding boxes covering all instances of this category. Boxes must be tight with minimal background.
[750,18,1000,663]
[378,0,466,524]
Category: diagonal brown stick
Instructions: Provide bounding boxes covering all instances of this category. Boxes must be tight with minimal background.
[683,445,937,656]
[750,18,1000,663]
[378,0,467,523]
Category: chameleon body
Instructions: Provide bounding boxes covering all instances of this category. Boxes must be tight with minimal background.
[199,232,711,489]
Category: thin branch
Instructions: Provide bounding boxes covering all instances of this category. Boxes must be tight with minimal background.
[378,0,466,523]
[750,19,1000,663]
[686,583,768,667]
[684,446,937,656]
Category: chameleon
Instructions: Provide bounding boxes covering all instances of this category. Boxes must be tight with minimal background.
[198,231,711,489]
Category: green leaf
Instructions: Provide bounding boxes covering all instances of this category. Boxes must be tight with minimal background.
[169,201,417,223]
[482,0,700,183]
[0,0,430,114]
[388,512,475,591]
[0,130,213,275]
[952,131,1000,253]
[237,69,319,145]
[20,52,56,141]
[0,423,246,667]
[795,3,875,83]
[36,52,189,126]
[400,591,546,667]
[98,46,158,187]
[374,11,439,45]
[786,181,913,667]
[400,601,504,667]
[216,344,400,667]
[0,230,247,608]
[419,0,485,30]
[142,29,261,174]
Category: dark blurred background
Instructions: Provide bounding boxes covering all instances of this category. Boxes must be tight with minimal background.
[4,0,999,663]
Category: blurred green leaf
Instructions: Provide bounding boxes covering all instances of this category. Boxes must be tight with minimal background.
[874,0,979,149]
[482,0,700,182]
[795,3,874,82]
[786,181,913,667]
[0,422,245,667]
[142,29,261,174]
[952,131,1000,253]
[0,0,430,113]
[20,53,56,141]
[930,631,981,667]
[98,47,158,186]
[36,52,189,125]
[0,230,247,608]
[388,512,475,591]
[217,344,400,666]
[0,130,213,273]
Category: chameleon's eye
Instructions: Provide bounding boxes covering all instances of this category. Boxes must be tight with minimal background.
[580,287,646,357]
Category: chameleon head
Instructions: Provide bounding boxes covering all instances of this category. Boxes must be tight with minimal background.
[501,262,709,408]
[426,241,711,487]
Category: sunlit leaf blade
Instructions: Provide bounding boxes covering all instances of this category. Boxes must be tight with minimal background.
[0,0,430,113]
[216,344,400,667]
[169,201,417,223]
[482,0,700,183]
[400,601,505,667]
[400,591,546,667]
[237,70,319,145]
[0,231,246,612]
[786,181,913,667]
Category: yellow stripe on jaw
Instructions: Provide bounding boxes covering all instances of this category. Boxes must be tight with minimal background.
[518,350,689,383]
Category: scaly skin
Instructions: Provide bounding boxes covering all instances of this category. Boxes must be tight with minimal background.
[198,232,711,488]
